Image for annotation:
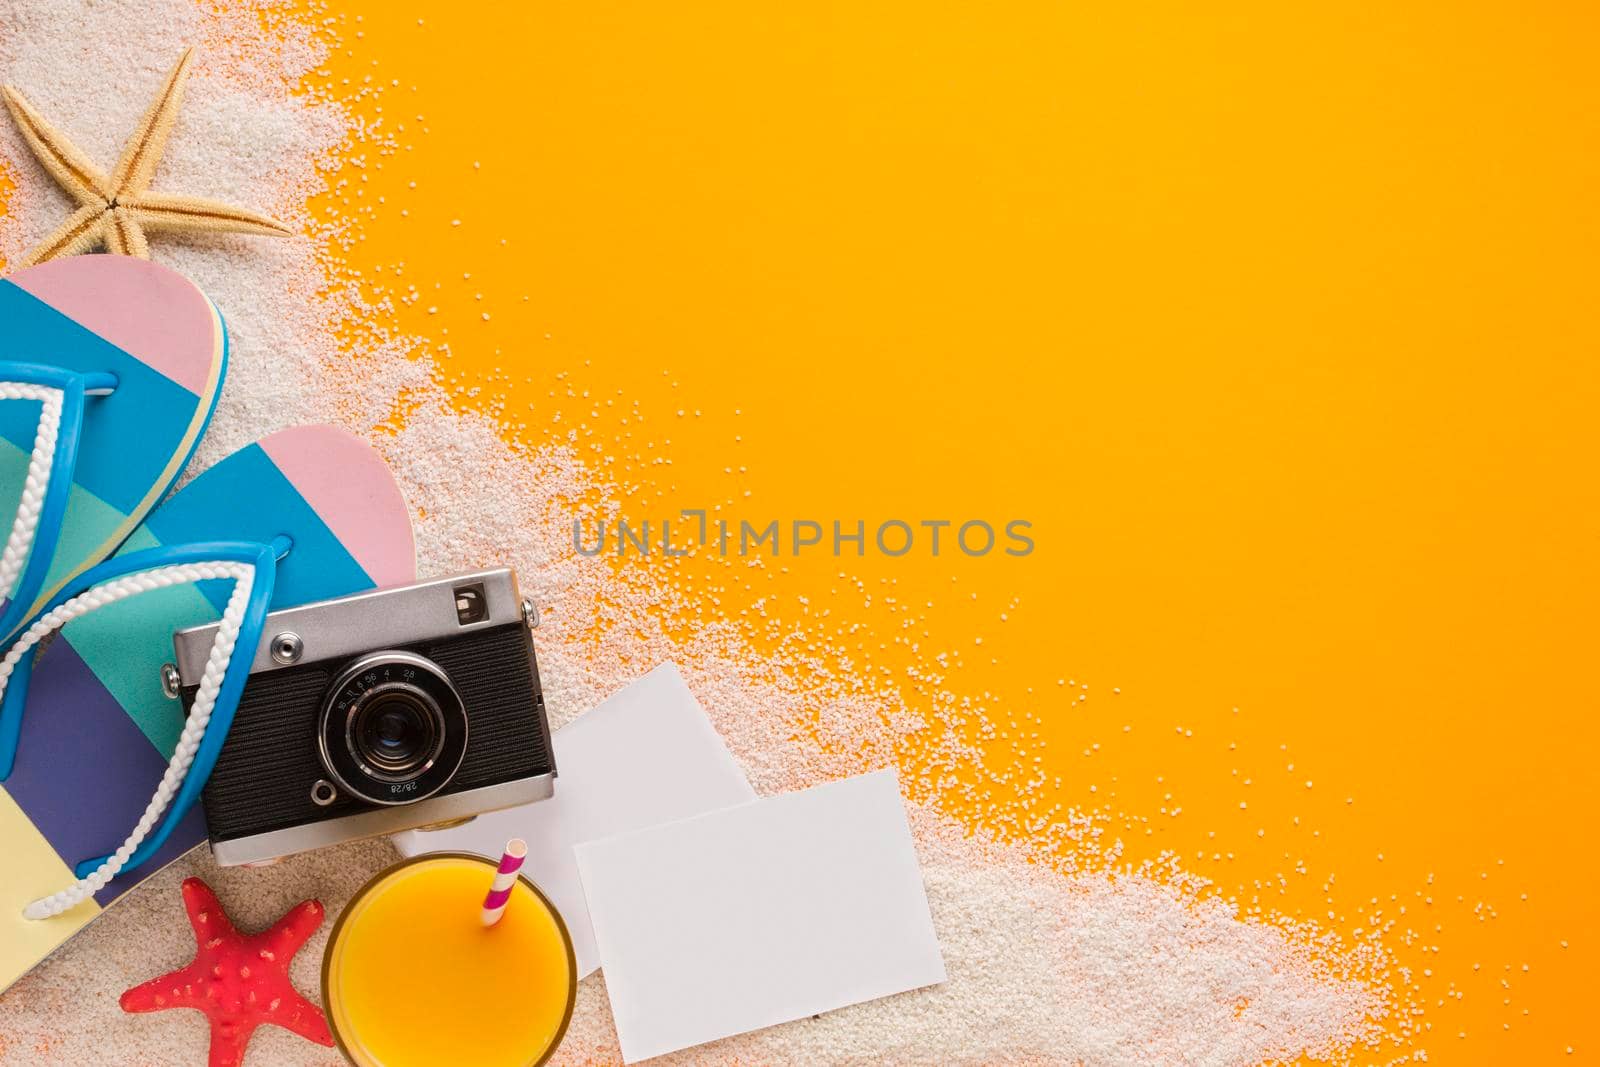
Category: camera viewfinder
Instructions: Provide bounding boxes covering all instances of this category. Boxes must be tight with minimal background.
[453,582,489,625]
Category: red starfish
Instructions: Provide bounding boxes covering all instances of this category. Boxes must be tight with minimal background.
[121,878,335,1067]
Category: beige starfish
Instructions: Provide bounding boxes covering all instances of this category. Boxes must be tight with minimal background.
[2,48,289,267]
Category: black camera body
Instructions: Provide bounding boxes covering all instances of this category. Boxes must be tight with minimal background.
[174,569,556,866]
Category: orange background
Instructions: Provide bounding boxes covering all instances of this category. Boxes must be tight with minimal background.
[14,0,1594,1059]
[315,1,1597,1059]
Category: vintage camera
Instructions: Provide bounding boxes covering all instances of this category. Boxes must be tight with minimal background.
[172,569,556,866]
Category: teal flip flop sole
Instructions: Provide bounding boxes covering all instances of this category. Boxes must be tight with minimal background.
[0,255,227,632]
[0,426,414,989]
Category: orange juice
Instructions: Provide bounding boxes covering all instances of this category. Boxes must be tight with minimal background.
[323,854,575,1067]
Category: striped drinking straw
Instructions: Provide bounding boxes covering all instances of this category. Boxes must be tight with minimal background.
[481,838,528,927]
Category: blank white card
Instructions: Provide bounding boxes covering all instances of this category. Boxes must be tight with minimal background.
[392,662,756,977]
[575,769,946,1063]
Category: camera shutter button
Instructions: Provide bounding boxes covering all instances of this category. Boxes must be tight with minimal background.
[270,632,304,664]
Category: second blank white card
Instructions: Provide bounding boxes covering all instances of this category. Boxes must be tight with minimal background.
[576,769,946,1063]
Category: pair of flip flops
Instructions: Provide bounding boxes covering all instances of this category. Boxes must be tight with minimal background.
[0,256,415,985]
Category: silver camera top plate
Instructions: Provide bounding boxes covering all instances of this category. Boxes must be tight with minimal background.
[172,568,525,687]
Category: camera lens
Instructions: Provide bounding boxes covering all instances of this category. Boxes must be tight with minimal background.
[318,652,468,805]
[352,688,441,778]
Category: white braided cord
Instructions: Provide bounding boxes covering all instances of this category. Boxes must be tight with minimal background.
[0,383,65,604]
[0,561,255,919]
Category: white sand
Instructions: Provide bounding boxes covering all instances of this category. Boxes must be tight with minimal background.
[0,2,1416,1064]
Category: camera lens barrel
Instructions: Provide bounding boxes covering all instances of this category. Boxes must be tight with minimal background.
[317,651,468,805]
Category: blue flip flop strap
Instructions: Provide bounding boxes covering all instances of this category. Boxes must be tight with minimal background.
[71,539,283,878]
[0,538,281,879]
[0,361,118,642]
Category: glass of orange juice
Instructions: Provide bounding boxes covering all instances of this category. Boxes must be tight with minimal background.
[323,853,576,1067]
